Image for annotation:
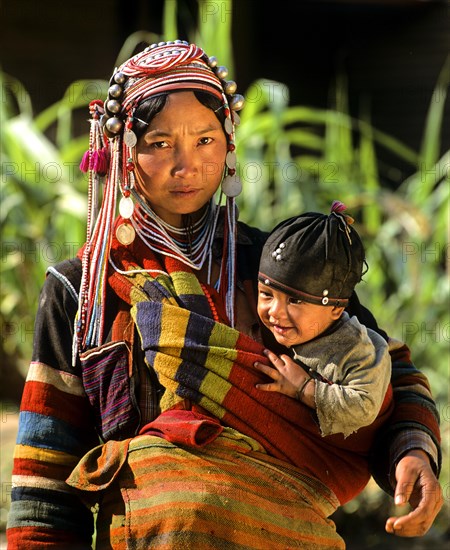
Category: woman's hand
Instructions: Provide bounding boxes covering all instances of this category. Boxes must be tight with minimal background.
[386,449,443,537]
[253,349,307,399]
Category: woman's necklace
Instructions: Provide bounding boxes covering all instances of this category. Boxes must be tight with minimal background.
[130,189,220,272]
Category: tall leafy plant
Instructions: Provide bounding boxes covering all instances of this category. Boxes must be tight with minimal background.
[1,75,107,367]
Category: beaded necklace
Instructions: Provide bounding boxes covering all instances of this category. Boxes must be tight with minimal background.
[130,189,220,275]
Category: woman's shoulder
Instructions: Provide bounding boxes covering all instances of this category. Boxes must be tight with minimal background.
[235,222,269,280]
[44,257,83,303]
[237,221,269,246]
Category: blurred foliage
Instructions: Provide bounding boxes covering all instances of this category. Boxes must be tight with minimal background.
[1,0,448,545]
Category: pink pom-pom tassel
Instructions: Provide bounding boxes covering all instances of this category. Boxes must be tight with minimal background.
[79,150,91,173]
[92,147,109,176]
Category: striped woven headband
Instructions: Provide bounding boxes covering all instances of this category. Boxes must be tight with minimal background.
[101,41,243,137]
[122,64,224,108]
[122,42,210,76]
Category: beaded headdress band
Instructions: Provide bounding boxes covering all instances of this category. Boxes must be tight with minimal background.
[76,41,245,357]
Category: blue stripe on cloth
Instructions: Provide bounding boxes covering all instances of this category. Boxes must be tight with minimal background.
[17,411,88,455]
[143,278,173,302]
[179,294,212,318]
[11,486,87,507]
[175,310,215,399]
[391,363,421,377]
[135,302,163,351]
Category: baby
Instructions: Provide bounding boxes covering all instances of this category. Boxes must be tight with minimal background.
[254,201,392,437]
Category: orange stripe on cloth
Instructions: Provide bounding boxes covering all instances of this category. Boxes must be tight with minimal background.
[70,431,344,549]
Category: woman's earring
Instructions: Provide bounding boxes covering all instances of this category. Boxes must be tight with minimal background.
[221,142,242,197]
[116,128,137,246]
[221,171,242,198]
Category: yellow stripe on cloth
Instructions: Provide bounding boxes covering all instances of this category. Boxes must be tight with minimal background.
[170,270,204,296]
[156,356,185,410]
[208,319,240,356]
[198,322,240,416]
[129,282,148,305]
[152,303,190,410]
[158,301,190,358]
[14,445,78,465]
[198,372,230,420]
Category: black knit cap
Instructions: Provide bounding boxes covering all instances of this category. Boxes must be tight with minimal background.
[258,201,366,307]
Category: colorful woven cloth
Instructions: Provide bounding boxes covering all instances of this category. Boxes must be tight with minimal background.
[7,231,441,549]
[68,430,344,549]
[105,234,392,505]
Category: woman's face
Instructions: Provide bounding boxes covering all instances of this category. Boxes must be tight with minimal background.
[135,91,227,227]
[257,282,343,347]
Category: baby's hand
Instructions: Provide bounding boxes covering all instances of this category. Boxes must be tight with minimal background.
[253,349,306,399]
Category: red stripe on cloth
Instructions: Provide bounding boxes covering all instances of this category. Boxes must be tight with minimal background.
[392,373,431,391]
[13,457,75,480]
[21,381,90,428]
[7,527,82,549]
[387,403,441,442]
[389,343,411,363]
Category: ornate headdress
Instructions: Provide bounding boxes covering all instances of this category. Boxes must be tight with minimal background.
[258,201,366,308]
[76,41,244,355]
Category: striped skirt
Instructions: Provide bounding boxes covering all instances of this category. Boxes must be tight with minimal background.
[68,429,344,549]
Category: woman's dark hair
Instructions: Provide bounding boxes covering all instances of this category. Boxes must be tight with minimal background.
[133,90,225,139]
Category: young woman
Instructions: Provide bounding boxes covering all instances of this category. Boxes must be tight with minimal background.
[7,41,442,549]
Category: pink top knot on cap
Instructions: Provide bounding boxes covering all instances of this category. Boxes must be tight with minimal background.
[331,200,354,225]
[331,200,347,213]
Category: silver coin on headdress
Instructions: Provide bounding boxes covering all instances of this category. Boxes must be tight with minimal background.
[124,130,138,148]
[119,196,134,219]
[116,222,136,245]
[221,174,242,197]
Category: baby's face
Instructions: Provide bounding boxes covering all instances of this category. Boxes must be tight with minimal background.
[257,282,343,347]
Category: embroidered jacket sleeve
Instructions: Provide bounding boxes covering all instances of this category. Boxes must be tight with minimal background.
[7,260,98,549]
[346,294,441,493]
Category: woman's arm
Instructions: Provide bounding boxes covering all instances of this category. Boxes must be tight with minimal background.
[386,449,443,537]
[348,294,442,537]
[7,260,98,549]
